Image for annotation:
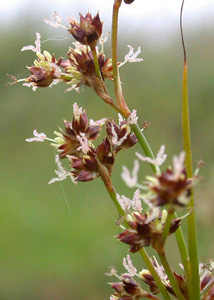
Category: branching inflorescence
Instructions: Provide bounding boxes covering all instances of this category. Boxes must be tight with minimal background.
[9,0,214,299]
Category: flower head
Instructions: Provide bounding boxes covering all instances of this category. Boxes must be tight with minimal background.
[117,209,182,252]
[145,152,194,207]
[16,33,62,90]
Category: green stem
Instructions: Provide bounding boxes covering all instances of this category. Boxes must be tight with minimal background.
[159,207,174,251]
[131,123,160,174]
[112,0,130,117]
[182,61,200,300]
[99,166,171,300]
[180,1,200,298]
[90,46,103,80]
[110,1,191,299]
[158,252,185,300]
[139,249,171,300]
[173,215,192,299]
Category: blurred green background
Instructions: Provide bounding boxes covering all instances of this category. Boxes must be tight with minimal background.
[1,1,214,299]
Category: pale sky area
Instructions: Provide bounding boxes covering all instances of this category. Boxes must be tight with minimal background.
[1,0,214,29]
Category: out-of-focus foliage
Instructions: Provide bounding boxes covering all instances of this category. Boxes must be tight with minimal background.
[0,9,214,300]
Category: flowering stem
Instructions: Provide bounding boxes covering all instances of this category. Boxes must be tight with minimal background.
[131,123,160,174]
[158,252,185,300]
[112,0,130,117]
[139,249,171,300]
[97,156,171,299]
[181,1,200,298]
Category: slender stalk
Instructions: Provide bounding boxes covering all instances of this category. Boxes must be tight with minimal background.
[131,123,160,174]
[98,158,171,300]
[159,207,174,252]
[112,0,130,117]
[158,252,185,300]
[180,1,200,299]
[139,249,171,300]
[110,1,191,299]
[174,217,192,298]
[90,46,103,80]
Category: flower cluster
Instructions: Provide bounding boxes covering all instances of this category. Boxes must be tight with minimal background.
[144,152,195,207]
[27,104,137,183]
[7,11,143,106]
[117,208,182,253]
[140,259,214,300]
[108,255,159,300]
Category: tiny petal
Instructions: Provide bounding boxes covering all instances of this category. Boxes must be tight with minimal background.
[26,129,47,142]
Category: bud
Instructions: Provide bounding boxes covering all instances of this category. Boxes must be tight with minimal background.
[68,12,103,48]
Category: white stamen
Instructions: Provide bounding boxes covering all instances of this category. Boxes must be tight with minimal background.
[23,82,37,91]
[117,190,142,212]
[152,256,168,284]
[73,102,83,118]
[51,64,62,78]
[123,255,137,277]
[132,189,142,211]
[72,41,87,51]
[111,124,128,147]
[44,12,64,28]
[136,145,167,167]
[76,133,90,154]
[48,155,76,185]
[124,45,144,63]
[118,113,124,125]
[145,207,160,224]
[26,129,47,142]
[173,152,186,180]
[99,32,110,45]
[89,118,106,127]
[21,32,41,53]
[121,159,139,188]
[127,109,138,125]
[116,194,132,212]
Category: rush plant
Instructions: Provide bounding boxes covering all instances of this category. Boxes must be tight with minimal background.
[8,1,214,299]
